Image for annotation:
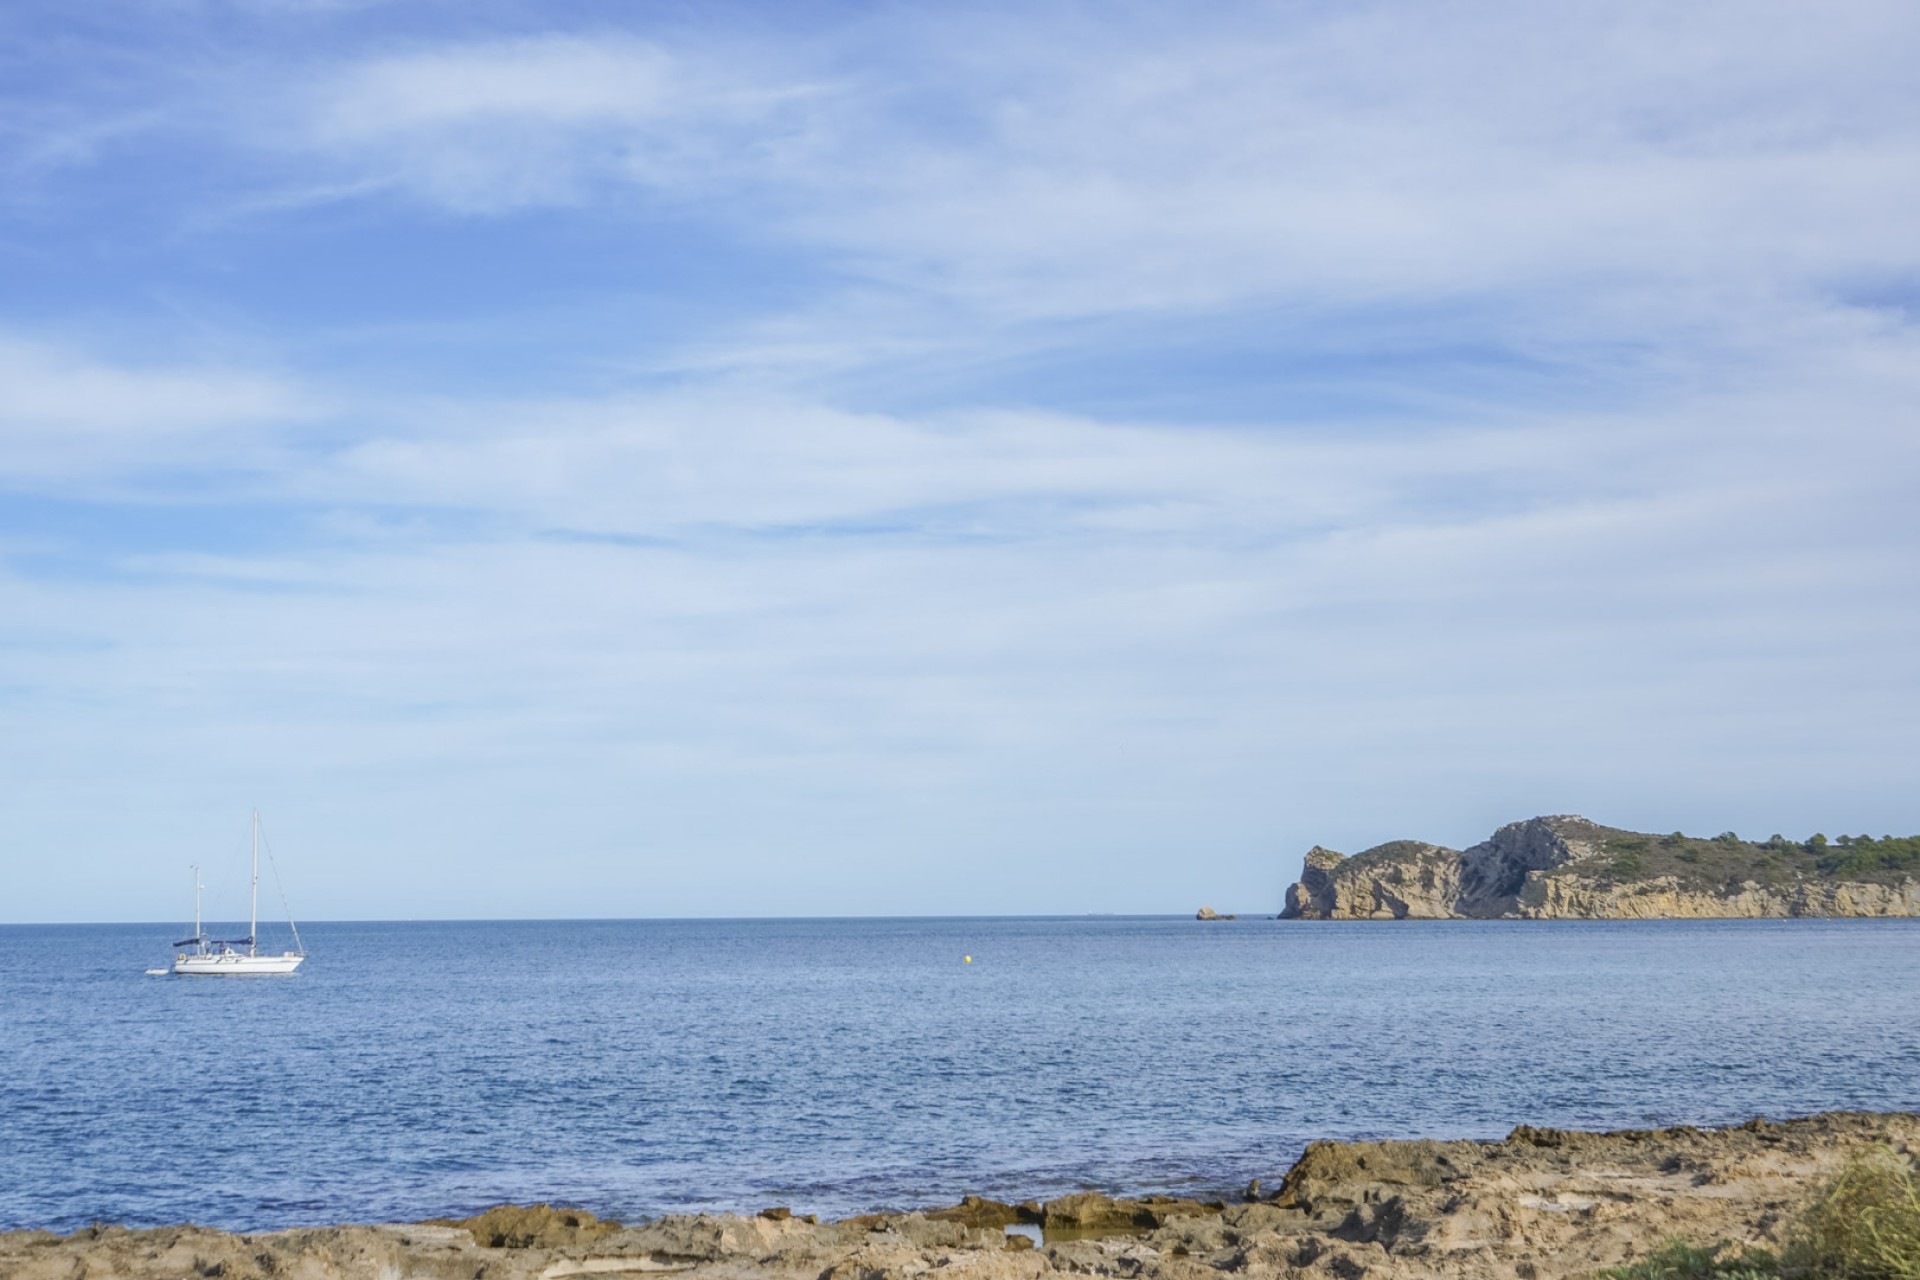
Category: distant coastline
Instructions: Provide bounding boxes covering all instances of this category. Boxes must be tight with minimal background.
[1280,815,1920,919]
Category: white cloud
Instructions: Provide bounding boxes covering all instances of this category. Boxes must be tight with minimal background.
[318,36,678,136]
[0,338,313,484]
[299,33,814,211]
[830,4,1920,329]
[271,3,1920,334]
[5,2,1920,918]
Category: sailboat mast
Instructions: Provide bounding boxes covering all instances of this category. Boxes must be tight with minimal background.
[250,810,260,958]
[192,864,201,941]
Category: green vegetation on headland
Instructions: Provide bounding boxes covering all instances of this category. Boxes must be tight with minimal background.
[1597,830,1920,890]
[1282,815,1920,919]
[1595,1147,1920,1280]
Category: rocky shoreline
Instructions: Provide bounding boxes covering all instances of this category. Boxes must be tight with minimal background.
[6,1112,1915,1280]
[1280,816,1920,920]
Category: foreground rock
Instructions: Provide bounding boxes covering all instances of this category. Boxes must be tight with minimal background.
[4,1112,1914,1280]
[1280,816,1920,919]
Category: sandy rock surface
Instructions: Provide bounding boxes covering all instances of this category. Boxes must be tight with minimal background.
[5,1112,1914,1280]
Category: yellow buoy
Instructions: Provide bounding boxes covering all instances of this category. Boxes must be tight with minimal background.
[964,955,972,963]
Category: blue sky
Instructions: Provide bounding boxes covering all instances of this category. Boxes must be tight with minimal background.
[4,0,1918,922]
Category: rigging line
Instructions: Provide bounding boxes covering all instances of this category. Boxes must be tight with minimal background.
[259,825,307,958]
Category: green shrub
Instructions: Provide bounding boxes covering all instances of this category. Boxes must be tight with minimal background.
[1794,1147,1920,1280]
[1612,850,1648,879]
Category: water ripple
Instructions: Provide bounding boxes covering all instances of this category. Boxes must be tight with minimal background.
[2,917,1917,1232]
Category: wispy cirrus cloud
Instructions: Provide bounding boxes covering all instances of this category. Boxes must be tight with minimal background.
[271,4,1920,333]
[298,32,817,212]
[0,338,314,485]
[2,312,1917,917]
[3,2,1919,918]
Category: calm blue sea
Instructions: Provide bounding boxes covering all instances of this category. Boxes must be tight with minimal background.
[3,916,1918,1233]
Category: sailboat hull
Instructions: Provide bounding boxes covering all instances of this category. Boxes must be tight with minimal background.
[172,952,304,976]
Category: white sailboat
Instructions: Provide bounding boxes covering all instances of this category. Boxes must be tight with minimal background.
[172,811,306,976]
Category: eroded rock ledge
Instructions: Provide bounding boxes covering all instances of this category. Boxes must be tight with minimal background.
[1279,816,1920,920]
[5,1112,1914,1280]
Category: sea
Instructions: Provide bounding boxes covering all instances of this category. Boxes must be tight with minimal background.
[3,916,1918,1234]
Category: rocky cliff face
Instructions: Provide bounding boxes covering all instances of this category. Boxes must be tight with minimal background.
[1454,816,1609,914]
[1510,871,1920,919]
[1282,841,1463,919]
[1280,816,1920,920]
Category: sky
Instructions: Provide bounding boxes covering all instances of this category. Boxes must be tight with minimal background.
[3,0,1918,923]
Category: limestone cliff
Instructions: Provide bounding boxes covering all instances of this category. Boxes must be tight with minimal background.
[1511,871,1920,919]
[1280,815,1920,920]
[1282,840,1464,919]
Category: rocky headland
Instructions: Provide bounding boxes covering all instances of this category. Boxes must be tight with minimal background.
[5,1112,1914,1280]
[1279,816,1920,920]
